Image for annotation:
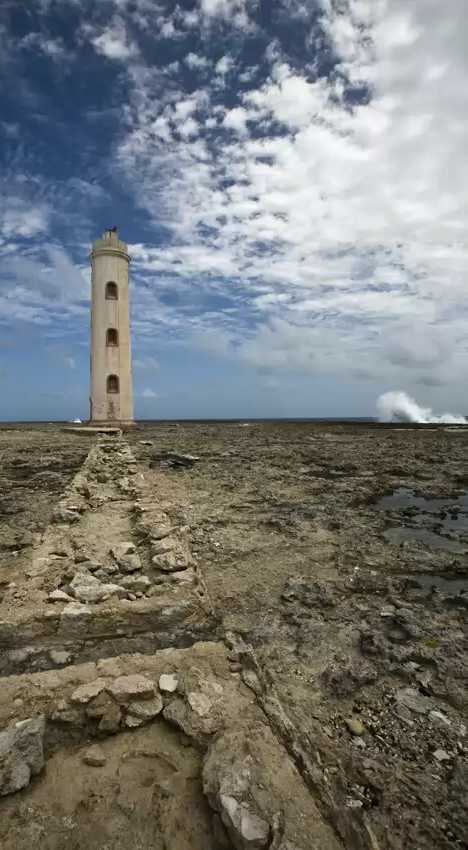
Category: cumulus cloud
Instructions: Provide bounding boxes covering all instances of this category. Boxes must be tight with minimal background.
[115,0,468,401]
[91,20,138,60]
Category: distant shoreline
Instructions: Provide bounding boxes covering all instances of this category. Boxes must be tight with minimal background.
[0,418,467,428]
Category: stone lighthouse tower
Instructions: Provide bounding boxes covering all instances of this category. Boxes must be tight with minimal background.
[89,228,134,426]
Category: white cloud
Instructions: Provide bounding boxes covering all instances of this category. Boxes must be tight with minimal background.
[0,199,49,239]
[20,32,67,60]
[185,53,210,71]
[223,106,249,135]
[141,387,158,398]
[215,55,235,75]
[200,0,251,25]
[114,1,468,398]
[91,20,138,60]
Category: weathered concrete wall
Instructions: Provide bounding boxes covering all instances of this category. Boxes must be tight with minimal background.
[90,230,134,424]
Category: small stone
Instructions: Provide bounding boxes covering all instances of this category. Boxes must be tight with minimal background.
[85,692,115,719]
[433,748,451,762]
[151,536,177,555]
[0,716,45,797]
[7,648,32,664]
[218,795,270,847]
[111,542,136,559]
[345,717,365,736]
[119,575,151,592]
[150,524,173,540]
[107,675,155,703]
[48,589,73,603]
[119,554,142,573]
[152,550,190,573]
[429,710,451,727]
[71,679,107,704]
[49,649,72,665]
[125,714,144,728]
[127,695,163,720]
[395,687,432,715]
[187,692,212,717]
[52,508,80,524]
[70,572,125,604]
[82,745,106,767]
[98,703,122,734]
[82,561,104,573]
[346,798,363,809]
[159,673,178,693]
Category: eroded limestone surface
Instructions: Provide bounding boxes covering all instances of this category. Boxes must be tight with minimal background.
[0,422,467,849]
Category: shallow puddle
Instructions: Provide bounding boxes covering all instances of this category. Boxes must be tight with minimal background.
[405,573,468,595]
[376,488,468,552]
[384,527,466,553]
[375,488,468,514]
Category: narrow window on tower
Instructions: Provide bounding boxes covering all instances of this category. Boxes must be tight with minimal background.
[106,328,119,346]
[107,374,119,394]
[105,281,118,300]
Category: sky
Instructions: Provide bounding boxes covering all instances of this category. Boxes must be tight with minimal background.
[1,0,468,420]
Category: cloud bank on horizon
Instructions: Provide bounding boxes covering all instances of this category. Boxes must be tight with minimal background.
[1,0,467,418]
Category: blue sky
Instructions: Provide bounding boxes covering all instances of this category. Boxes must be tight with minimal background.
[1,0,468,420]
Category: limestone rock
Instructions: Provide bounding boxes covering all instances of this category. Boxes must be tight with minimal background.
[52,508,81,524]
[107,674,155,703]
[49,649,72,665]
[159,673,178,693]
[163,697,220,742]
[345,717,365,736]
[125,714,144,728]
[151,535,178,555]
[118,553,142,573]
[59,602,92,635]
[0,716,45,797]
[150,524,173,541]
[219,794,270,849]
[126,695,163,720]
[119,574,151,592]
[48,589,73,603]
[152,537,191,572]
[85,691,116,719]
[203,736,271,850]
[98,703,122,734]
[188,692,212,717]
[396,687,433,715]
[433,748,451,762]
[111,542,136,560]
[71,679,107,704]
[82,744,106,766]
[70,572,125,604]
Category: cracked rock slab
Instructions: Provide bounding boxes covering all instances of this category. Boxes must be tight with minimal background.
[0,716,45,797]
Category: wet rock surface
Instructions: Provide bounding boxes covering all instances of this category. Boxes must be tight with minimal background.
[0,421,466,849]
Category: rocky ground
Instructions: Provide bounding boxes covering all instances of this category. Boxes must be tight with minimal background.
[0,421,466,849]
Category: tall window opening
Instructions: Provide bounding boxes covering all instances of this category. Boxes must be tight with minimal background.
[105,281,118,300]
[106,328,119,346]
[107,374,119,394]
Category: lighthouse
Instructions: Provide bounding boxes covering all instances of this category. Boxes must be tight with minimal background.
[89,228,134,426]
